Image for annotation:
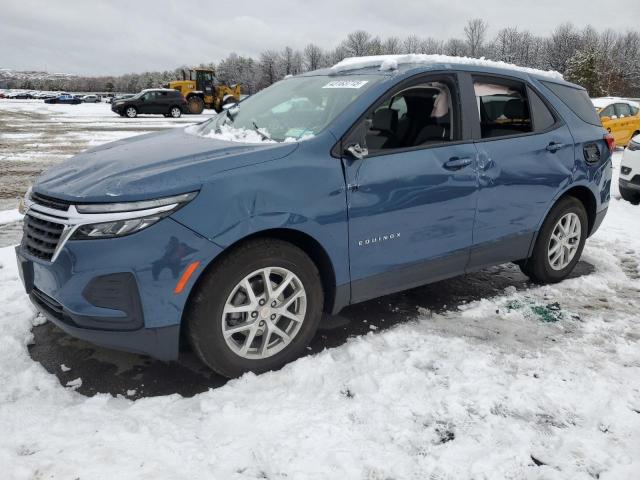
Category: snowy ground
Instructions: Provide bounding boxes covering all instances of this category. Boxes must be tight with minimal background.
[0,100,639,479]
[0,99,212,211]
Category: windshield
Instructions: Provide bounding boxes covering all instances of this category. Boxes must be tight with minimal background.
[192,75,381,143]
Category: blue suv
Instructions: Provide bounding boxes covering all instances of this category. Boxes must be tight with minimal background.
[16,56,612,377]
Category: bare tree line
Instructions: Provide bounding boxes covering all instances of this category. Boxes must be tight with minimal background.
[5,20,640,97]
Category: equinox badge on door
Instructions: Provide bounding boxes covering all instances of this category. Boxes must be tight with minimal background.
[358,232,401,247]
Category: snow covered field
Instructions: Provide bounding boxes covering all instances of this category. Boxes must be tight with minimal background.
[0,100,639,479]
[0,99,212,211]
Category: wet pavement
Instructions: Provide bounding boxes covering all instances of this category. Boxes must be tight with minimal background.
[28,261,594,399]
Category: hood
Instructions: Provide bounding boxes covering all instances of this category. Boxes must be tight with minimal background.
[33,127,298,202]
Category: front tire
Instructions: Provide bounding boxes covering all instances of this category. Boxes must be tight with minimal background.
[169,106,182,118]
[519,196,588,284]
[186,239,324,378]
[125,106,137,118]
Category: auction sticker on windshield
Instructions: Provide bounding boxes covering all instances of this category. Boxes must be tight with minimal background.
[322,80,369,89]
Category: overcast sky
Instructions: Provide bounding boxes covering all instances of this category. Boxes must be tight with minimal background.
[1,0,639,76]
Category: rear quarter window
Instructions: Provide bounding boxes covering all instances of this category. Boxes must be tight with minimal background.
[541,81,602,126]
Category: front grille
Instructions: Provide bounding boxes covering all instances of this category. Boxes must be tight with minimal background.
[30,192,70,211]
[23,214,65,261]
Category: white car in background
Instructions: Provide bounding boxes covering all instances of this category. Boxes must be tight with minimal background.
[620,134,640,204]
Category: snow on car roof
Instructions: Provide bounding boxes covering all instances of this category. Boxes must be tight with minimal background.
[591,97,640,109]
[330,54,563,80]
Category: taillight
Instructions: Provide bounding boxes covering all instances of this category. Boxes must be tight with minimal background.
[604,133,615,152]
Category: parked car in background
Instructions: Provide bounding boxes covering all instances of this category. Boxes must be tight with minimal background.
[107,94,134,104]
[13,92,32,99]
[111,89,187,118]
[620,134,640,204]
[592,97,640,147]
[44,94,82,104]
[81,94,101,103]
[17,56,612,378]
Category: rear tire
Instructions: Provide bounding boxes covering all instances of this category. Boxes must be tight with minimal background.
[186,239,324,378]
[187,96,204,115]
[519,196,588,284]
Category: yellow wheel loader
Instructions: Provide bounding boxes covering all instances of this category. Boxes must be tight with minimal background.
[168,68,241,114]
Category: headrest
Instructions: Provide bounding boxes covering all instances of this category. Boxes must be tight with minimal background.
[372,108,398,132]
[504,98,526,119]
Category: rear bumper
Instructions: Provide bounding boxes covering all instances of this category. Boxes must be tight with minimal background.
[619,178,640,192]
[15,217,222,360]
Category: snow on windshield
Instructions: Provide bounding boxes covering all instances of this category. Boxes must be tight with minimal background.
[332,54,564,80]
[186,122,314,144]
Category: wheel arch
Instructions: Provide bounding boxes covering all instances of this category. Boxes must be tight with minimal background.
[561,185,597,235]
[183,227,340,329]
[527,184,598,258]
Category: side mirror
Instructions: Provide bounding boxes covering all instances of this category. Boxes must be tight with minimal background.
[345,143,368,160]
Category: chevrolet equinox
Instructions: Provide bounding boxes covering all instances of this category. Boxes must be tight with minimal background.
[16,55,613,377]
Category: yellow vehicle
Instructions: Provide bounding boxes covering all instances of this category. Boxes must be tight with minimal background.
[168,68,241,114]
[592,97,640,147]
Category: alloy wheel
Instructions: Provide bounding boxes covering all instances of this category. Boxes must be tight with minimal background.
[547,212,581,270]
[222,267,307,359]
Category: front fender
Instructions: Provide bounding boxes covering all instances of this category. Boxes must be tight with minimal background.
[171,134,350,287]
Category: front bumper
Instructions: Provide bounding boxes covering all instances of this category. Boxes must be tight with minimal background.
[15,217,222,360]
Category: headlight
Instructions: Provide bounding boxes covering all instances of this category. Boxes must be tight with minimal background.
[73,213,168,239]
[71,191,197,239]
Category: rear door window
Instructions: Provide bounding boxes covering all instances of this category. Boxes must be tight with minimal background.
[600,105,615,119]
[473,78,532,139]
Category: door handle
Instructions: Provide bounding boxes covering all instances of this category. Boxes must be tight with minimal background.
[546,142,564,153]
[443,156,472,170]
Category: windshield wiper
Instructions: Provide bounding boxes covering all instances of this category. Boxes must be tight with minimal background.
[252,121,272,141]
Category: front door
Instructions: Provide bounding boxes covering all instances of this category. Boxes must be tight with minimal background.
[468,75,575,269]
[343,75,478,302]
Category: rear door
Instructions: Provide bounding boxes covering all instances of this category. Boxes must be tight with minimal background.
[343,73,479,302]
[467,74,575,269]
